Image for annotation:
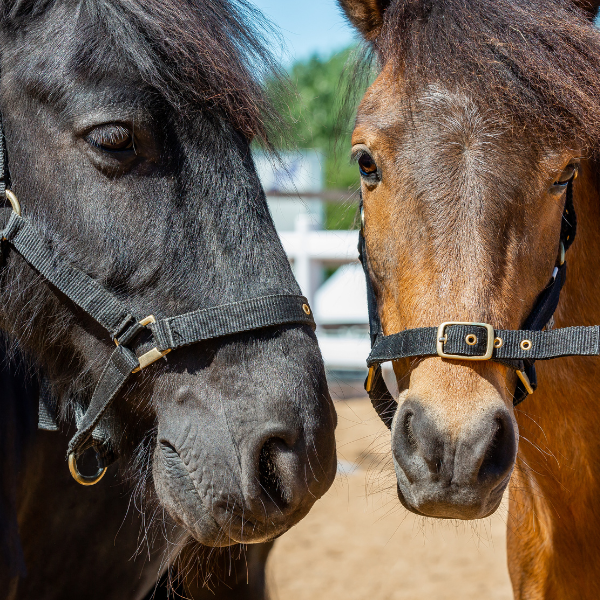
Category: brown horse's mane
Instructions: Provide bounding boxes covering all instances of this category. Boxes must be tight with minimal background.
[373,0,600,150]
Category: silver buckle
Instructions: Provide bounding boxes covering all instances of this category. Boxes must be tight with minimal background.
[436,321,494,361]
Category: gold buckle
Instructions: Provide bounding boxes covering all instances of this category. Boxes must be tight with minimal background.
[132,347,171,373]
[129,315,172,373]
[436,321,494,361]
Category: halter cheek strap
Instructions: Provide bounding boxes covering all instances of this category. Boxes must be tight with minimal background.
[359,179,582,428]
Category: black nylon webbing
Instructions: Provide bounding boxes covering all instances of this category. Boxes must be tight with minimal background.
[2,210,133,338]
[0,113,7,197]
[67,345,139,460]
[151,294,315,351]
[367,324,600,365]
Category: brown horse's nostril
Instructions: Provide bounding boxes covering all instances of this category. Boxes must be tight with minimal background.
[393,401,446,481]
[477,411,516,484]
[403,410,419,450]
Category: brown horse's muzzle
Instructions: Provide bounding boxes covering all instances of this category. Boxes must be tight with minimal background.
[390,360,517,519]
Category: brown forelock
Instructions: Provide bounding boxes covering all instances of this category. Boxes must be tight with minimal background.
[354,68,576,416]
[368,0,600,152]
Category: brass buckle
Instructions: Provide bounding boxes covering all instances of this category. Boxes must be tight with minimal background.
[130,315,172,373]
[436,321,494,361]
[5,189,20,216]
[2,190,21,242]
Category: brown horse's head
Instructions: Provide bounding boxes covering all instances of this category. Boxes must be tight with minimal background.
[340,0,600,519]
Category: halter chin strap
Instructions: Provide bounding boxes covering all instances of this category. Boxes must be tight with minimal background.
[0,119,315,484]
[359,178,581,429]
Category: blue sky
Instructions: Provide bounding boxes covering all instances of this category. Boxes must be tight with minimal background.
[249,0,357,66]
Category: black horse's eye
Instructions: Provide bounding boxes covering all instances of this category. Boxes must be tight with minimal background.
[86,124,134,152]
[553,162,579,187]
[358,153,378,178]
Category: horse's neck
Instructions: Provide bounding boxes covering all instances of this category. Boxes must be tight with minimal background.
[0,338,39,579]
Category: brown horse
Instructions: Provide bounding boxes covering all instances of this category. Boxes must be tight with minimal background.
[339,0,600,596]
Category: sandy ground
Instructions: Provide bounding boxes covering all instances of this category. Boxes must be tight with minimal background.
[268,397,513,600]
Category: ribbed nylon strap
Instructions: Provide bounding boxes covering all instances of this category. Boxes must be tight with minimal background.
[2,210,133,338]
[0,113,7,197]
[67,345,139,462]
[367,324,600,366]
[151,294,315,351]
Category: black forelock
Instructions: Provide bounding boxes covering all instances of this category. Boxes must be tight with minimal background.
[1,0,283,144]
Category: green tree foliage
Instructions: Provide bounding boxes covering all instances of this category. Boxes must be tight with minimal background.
[270,47,368,230]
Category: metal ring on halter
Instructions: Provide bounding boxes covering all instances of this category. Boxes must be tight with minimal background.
[68,452,107,486]
[5,189,20,216]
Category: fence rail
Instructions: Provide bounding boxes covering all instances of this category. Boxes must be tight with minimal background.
[265,189,360,203]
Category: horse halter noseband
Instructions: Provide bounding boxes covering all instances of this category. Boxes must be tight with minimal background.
[358,175,596,428]
[0,118,315,485]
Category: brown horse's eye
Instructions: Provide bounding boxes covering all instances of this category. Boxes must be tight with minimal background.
[358,153,378,177]
[553,162,579,187]
[86,124,134,152]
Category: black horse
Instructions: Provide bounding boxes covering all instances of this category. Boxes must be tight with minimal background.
[0,0,337,598]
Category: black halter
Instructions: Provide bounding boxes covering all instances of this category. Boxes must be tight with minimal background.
[0,117,316,484]
[358,178,588,429]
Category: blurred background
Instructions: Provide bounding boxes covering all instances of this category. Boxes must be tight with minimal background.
[250,0,381,399]
[245,2,513,599]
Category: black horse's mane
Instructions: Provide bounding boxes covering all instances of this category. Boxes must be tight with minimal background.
[373,0,600,148]
[2,0,283,144]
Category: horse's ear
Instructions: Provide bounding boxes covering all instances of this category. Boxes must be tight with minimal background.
[572,0,600,19]
[338,0,394,41]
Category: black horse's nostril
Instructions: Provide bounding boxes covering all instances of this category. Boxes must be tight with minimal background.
[239,414,335,527]
[477,411,516,484]
[258,438,293,508]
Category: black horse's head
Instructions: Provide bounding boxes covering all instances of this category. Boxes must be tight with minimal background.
[0,0,336,546]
